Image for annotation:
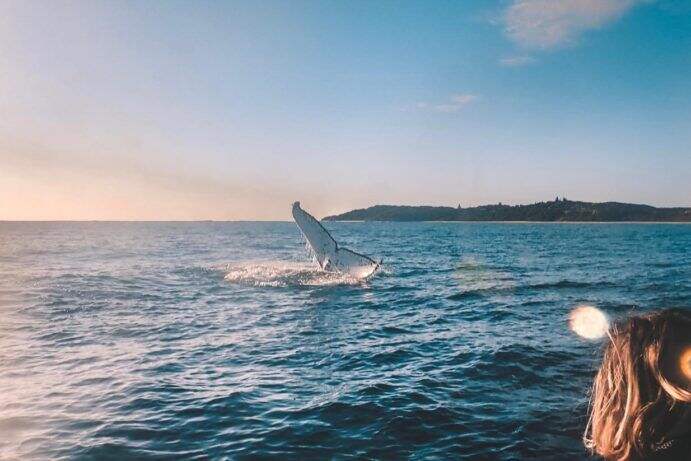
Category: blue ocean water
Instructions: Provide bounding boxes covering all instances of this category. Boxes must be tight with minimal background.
[1,222,689,460]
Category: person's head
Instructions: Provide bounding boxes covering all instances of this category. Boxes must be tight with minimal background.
[585,308,691,460]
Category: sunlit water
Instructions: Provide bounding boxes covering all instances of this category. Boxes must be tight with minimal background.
[1,222,689,460]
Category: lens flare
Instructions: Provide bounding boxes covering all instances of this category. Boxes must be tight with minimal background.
[681,346,691,381]
[569,305,609,340]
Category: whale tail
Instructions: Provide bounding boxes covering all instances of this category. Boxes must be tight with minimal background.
[291,202,379,279]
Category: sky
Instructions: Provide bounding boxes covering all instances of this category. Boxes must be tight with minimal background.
[1,0,690,220]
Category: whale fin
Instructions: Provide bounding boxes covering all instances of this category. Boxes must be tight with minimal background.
[292,202,379,279]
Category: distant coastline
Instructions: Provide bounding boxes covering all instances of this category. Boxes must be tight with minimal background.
[324,199,691,222]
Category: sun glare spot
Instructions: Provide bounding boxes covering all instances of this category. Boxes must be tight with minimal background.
[680,346,691,381]
[569,305,609,340]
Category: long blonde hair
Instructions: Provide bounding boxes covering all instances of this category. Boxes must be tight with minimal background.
[585,309,691,460]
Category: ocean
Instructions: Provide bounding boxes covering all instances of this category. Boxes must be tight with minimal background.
[1,221,689,460]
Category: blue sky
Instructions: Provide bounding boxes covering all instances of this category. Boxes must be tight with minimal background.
[1,0,690,219]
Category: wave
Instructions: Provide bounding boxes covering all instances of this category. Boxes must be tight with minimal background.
[446,278,616,301]
[223,261,367,287]
[528,280,602,289]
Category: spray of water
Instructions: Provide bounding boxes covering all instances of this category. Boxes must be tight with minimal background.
[223,261,364,287]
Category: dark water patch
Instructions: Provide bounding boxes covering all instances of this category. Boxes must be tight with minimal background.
[447,290,487,301]
[521,279,617,291]
[376,325,413,336]
[381,284,418,293]
[649,261,674,268]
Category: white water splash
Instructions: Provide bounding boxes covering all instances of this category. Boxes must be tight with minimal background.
[223,261,365,287]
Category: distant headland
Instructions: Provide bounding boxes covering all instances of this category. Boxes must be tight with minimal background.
[324,198,691,222]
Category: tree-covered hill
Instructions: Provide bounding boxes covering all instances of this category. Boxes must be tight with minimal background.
[323,199,691,222]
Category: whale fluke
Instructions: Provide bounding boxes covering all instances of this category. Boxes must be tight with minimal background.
[291,202,379,279]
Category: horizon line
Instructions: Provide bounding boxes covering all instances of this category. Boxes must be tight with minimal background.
[2,220,690,225]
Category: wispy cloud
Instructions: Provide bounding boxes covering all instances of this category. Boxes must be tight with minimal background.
[418,94,479,113]
[499,55,537,67]
[504,0,648,49]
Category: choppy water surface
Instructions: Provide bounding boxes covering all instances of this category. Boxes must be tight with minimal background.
[1,222,689,460]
